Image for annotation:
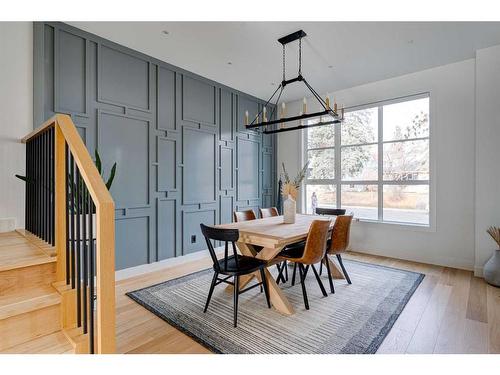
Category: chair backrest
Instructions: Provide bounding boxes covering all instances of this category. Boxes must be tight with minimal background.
[200,223,240,273]
[298,219,331,265]
[316,207,347,216]
[259,207,279,218]
[328,215,353,254]
[233,209,256,222]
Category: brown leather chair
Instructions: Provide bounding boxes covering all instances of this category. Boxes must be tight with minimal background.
[276,219,331,310]
[259,207,279,218]
[233,209,257,223]
[320,215,353,294]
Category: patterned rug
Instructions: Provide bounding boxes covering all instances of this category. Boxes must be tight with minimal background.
[127,259,424,354]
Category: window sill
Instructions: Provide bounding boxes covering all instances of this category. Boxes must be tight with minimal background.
[352,218,435,232]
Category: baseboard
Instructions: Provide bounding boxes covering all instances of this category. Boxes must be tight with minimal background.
[350,247,475,272]
[0,218,16,233]
[115,246,225,281]
[474,266,484,277]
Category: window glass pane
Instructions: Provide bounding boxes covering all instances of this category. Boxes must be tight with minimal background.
[307,121,335,149]
[341,184,378,220]
[341,145,378,181]
[383,139,429,181]
[383,185,429,225]
[307,149,334,180]
[305,184,336,214]
[341,107,378,145]
[383,97,429,141]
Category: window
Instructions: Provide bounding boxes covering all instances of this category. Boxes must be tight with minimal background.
[304,94,430,226]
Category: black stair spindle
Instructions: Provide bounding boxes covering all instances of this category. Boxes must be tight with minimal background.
[49,128,54,245]
[65,145,70,285]
[70,154,76,289]
[88,196,95,354]
[25,140,30,232]
[42,131,46,242]
[82,185,88,334]
[76,167,82,327]
[37,135,41,238]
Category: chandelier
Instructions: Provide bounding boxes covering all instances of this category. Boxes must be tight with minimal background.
[245,30,344,134]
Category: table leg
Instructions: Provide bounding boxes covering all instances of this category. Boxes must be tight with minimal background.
[230,242,294,315]
[323,256,346,280]
[224,242,258,292]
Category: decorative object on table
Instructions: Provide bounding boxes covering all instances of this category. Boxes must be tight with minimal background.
[277,177,283,214]
[127,260,424,354]
[281,161,309,224]
[243,30,344,135]
[484,226,500,287]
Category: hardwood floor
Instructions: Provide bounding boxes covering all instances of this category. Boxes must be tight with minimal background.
[8,248,500,354]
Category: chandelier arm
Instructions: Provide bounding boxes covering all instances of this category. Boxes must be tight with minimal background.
[248,83,282,126]
[303,79,329,112]
[268,85,285,131]
[298,37,302,76]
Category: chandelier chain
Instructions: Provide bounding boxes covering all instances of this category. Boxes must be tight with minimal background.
[282,45,286,81]
[298,37,302,75]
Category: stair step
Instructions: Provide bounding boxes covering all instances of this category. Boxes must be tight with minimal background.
[63,327,90,354]
[0,331,74,354]
[0,240,56,273]
[0,286,60,320]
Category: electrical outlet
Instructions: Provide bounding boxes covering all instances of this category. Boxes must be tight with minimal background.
[191,235,196,244]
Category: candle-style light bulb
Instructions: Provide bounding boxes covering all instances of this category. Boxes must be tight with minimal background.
[263,106,267,122]
[302,97,307,114]
[281,102,286,119]
[245,110,249,125]
[334,97,338,112]
[325,96,330,109]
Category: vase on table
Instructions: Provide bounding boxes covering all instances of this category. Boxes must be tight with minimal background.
[283,195,296,224]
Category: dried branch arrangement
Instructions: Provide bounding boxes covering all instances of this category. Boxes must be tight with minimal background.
[487,226,500,249]
[281,161,309,200]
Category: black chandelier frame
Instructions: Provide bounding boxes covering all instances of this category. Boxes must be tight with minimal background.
[245,30,343,135]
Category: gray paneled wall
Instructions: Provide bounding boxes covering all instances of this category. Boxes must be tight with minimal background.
[33,22,277,270]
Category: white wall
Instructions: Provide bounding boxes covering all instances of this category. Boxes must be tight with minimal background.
[475,45,500,275]
[279,59,477,270]
[0,22,33,231]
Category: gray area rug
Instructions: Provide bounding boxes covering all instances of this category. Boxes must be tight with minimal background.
[127,259,424,354]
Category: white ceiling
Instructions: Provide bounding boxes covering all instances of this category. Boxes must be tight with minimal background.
[69,22,500,102]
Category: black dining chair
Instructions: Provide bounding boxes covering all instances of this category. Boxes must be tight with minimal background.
[315,207,347,216]
[200,223,271,327]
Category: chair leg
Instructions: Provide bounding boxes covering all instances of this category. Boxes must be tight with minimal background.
[311,264,328,297]
[204,272,218,313]
[324,255,335,294]
[336,254,352,284]
[319,260,323,275]
[276,262,286,284]
[284,261,288,281]
[233,275,239,328]
[291,262,297,286]
[298,264,309,310]
[260,268,271,308]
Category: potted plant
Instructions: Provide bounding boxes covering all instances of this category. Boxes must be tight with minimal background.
[69,149,117,236]
[484,226,500,287]
[281,161,309,224]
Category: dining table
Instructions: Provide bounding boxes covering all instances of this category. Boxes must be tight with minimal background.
[217,213,345,315]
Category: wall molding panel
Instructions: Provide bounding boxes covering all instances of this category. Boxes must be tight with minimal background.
[34,22,276,270]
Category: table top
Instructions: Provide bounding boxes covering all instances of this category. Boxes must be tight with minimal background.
[217,214,334,248]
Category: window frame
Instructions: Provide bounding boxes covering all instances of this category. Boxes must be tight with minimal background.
[302,92,433,228]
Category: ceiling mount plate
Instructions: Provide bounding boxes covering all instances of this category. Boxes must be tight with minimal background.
[278,30,307,45]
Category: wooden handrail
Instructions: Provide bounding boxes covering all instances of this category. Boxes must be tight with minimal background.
[22,114,116,354]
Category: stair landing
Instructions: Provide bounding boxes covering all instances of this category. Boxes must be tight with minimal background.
[0,231,56,272]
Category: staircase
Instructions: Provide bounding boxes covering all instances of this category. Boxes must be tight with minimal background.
[0,114,116,354]
[0,230,71,352]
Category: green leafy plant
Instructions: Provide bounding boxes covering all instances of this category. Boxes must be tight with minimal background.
[94,149,117,190]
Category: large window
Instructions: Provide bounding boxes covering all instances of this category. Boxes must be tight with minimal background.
[304,94,430,226]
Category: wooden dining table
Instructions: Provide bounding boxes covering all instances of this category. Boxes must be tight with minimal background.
[217,213,345,315]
